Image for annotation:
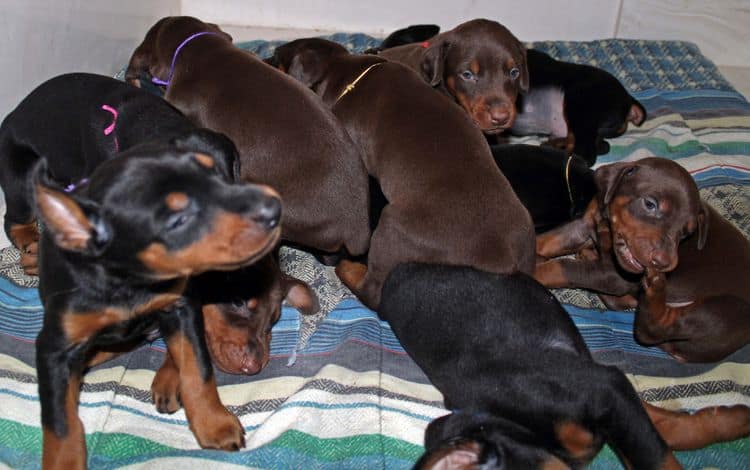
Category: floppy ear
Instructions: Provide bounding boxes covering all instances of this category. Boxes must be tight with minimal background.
[628,99,647,126]
[284,49,329,89]
[594,161,636,206]
[696,201,710,250]
[124,18,170,87]
[281,276,319,315]
[32,161,111,255]
[421,37,451,87]
[415,438,486,470]
[516,43,530,94]
[171,130,241,183]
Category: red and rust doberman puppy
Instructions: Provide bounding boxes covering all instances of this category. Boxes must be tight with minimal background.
[125,16,370,259]
[377,18,528,134]
[381,263,750,469]
[151,256,318,413]
[270,38,535,309]
[535,157,750,362]
[32,144,282,468]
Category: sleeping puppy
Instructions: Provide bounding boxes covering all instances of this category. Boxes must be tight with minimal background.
[377,18,529,134]
[518,49,647,166]
[380,263,750,469]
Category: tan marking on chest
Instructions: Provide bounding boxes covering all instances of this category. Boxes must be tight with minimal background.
[62,279,187,344]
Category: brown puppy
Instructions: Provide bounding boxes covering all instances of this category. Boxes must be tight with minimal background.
[271,38,535,309]
[535,157,750,362]
[199,256,317,375]
[377,18,528,133]
[125,16,370,258]
[151,256,318,414]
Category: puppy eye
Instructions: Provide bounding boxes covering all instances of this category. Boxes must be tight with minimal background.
[625,167,638,177]
[642,197,658,212]
[509,67,520,80]
[165,211,192,231]
[231,298,246,309]
[460,70,476,81]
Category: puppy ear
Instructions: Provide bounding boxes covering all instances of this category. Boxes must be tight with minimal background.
[171,130,241,183]
[628,99,647,126]
[415,438,485,470]
[516,44,530,94]
[696,201,710,250]
[125,18,169,86]
[32,161,111,256]
[281,276,319,315]
[594,162,635,206]
[286,50,329,88]
[421,37,450,87]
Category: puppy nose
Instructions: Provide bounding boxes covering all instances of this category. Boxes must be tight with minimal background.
[489,107,511,127]
[649,249,672,271]
[253,196,281,230]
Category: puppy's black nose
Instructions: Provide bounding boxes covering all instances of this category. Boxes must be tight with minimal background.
[254,196,281,229]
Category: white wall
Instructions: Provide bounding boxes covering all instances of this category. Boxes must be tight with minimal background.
[0,0,180,119]
[1,0,748,119]
[182,0,750,67]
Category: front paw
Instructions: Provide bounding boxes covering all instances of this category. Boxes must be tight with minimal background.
[151,363,181,414]
[642,268,666,293]
[20,241,39,275]
[192,407,246,451]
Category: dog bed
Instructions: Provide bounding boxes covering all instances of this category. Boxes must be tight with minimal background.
[1,33,749,468]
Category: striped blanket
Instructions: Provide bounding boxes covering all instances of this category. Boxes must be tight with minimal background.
[3,35,750,469]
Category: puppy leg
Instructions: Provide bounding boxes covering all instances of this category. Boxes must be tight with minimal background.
[158,303,245,450]
[594,367,681,470]
[36,342,87,470]
[636,271,750,361]
[642,401,750,450]
[536,199,598,259]
[152,351,181,414]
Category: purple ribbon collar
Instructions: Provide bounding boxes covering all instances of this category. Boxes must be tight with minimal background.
[151,31,222,87]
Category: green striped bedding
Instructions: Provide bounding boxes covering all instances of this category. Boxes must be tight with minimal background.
[2,35,749,468]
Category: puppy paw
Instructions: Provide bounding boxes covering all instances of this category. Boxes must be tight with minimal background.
[151,363,181,414]
[642,268,666,293]
[19,241,39,275]
[192,407,246,451]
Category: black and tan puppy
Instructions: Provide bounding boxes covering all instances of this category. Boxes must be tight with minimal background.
[33,145,282,469]
[125,16,371,259]
[517,49,647,165]
[0,73,238,275]
[536,158,750,362]
[377,18,529,133]
[271,38,534,309]
[380,263,750,469]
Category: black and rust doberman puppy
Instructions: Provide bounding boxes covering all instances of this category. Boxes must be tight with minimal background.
[488,144,596,233]
[0,73,238,275]
[515,49,647,165]
[377,19,529,134]
[536,158,750,362]
[270,38,535,309]
[380,263,750,469]
[125,16,371,259]
[32,144,282,468]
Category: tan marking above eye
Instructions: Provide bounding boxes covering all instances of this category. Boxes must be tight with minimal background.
[470,59,480,75]
[194,153,215,169]
[165,192,190,211]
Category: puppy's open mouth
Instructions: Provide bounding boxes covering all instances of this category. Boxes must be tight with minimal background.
[614,235,645,273]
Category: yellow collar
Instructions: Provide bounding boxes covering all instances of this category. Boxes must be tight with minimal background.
[334,62,384,104]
